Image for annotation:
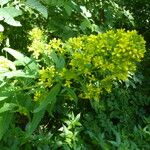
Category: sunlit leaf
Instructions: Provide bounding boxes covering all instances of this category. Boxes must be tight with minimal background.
[0,7,22,26]
[0,0,9,6]
[0,103,17,113]
[0,96,7,101]
[26,0,48,19]
[0,24,4,32]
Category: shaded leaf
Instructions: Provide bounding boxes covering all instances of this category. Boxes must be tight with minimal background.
[0,113,12,140]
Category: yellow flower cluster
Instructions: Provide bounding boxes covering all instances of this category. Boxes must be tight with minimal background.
[38,66,56,88]
[80,83,102,101]
[29,27,44,40]
[33,90,48,102]
[29,28,146,101]
[28,28,46,59]
[34,91,42,102]
[48,38,63,53]
[28,28,64,58]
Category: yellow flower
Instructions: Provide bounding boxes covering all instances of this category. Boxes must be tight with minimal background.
[38,66,56,88]
[49,38,62,49]
[29,28,44,40]
[34,91,42,101]
[28,39,45,59]
[28,28,46,59]
[64,80,72,88]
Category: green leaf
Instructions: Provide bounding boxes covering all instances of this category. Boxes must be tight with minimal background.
[45,0,64,6]
[26,0,48,19]
[75,113,81,122]
[1,7,22,18]
[0,24,4,32]
[0,113,12,140]
[3,48,39,75]
[34,83,61,113]
[65,87,78,103]
[0,96,7,101]
[25,109,45,137]
[64,3,72,16]
[80,18,92,31]
[0,0,9,6]
[25,84,60,137]
[108,129,121,147]
[80,6,92,18]
[0,7,22,26]
[3,47,26,60]
[0,70,35,78]
[0,103,17,113]
[50,51,65,70]
[123,9,134,26]
[3,47,31,66]
[0,16,3,20]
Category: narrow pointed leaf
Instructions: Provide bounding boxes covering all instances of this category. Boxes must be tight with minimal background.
[34,84,61,113]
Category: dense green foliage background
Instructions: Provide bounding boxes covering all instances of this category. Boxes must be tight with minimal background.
[0,0,150,149]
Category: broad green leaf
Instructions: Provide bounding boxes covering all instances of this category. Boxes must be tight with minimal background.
[0,70,35,78]
[34,83,61,113]
[50,51,65,70]
[0,7,22,26]
[80,6,92,18]
[64,4,72,16]
[5,17,21,26]
[0,103,17,113]
[0,16,3,20]
[3,47,29,67]
[80,18,92,31]
[0,56,16,71]
[0,24,4,32]
[0,96,7,101]
[0,113,12,140]
[0,7,22,17]
[0,0,9,6]
[3,48,39,75]
[3,48,25,60]
[26,0,48,19]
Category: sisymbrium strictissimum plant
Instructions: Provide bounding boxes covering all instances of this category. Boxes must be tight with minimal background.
[28,28,146,101]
